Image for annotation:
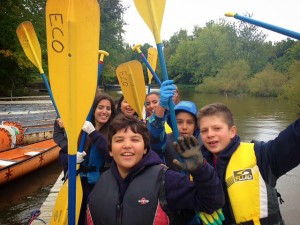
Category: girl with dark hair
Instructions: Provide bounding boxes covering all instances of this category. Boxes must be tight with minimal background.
[116,95,139,117]
[58,92,116,225]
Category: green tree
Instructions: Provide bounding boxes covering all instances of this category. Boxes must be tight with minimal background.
[280,60,300,106]
[195,60,250,95]
[168,19,240,84]
[248,64,288,97]
[99,0,129,85]
[0,0,47,96]
[270,39,297,73]
[215,60,250,94]
[234,13,273,75]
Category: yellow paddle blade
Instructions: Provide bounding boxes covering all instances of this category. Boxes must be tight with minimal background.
[116,60,146,119]
[50,176,82,225]
[147,47,157,84]
[16,21,44,73]
[46,0,100,155]
[133,0,166,43]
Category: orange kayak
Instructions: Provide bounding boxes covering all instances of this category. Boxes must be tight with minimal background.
[0,139,60,186]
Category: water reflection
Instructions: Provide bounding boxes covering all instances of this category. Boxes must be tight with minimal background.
[179,92,297,141]
[0,162,62,225]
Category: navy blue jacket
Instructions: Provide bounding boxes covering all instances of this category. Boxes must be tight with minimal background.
[108,150,224,214]
[202,119,300,225]
[58,130,112,178]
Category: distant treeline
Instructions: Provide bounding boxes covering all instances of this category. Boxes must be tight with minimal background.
[1,1,299,106]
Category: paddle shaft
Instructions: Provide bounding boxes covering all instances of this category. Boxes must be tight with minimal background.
[138,53,161,86]
[227,13,300,40]
[78,51,109,153]
[41,74,60,117]
[157,44,179,139]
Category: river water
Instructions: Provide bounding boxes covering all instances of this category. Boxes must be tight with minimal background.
[0,91,299,224]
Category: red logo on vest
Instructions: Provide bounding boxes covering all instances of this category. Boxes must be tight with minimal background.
[138,197,149,205]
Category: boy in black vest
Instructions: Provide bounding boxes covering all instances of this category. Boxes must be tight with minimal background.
[86,114,224,225]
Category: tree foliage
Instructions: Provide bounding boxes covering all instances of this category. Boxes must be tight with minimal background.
[0,5,299,105]
[0,0,47,96]
[195,60,250,95]
[280,61,300,104]
[248,64,288,97]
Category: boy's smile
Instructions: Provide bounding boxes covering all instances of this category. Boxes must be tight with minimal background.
[110,128,147,178]
[199,115,236,155]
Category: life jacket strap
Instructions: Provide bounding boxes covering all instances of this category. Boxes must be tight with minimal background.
[238,211,282,225]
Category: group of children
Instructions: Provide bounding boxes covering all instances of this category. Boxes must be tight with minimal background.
[53,81,300,225]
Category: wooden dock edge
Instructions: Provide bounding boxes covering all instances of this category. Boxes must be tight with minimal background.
[31,172,64,224]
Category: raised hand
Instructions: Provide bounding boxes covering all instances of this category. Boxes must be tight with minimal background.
[159,80,176,108]
[173,135,204,172]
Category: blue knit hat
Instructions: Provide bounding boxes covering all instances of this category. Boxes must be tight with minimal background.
[174,101,197,118]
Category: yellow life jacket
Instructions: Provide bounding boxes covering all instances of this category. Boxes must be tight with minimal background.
[225,142,268,225]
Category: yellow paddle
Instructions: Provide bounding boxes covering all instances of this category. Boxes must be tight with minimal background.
[147,46,158,86]
[46,0,100,224]
[116,60,146,119]
[132,44,161,86]
[133,0,180,139]
[16,21,60,116]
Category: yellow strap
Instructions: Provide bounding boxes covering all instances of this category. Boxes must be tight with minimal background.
[164,123,172,134]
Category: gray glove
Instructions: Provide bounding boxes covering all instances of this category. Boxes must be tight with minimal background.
[173,135,204,172]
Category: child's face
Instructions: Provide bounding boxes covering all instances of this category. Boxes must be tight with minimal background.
[176,112,196,136]
[121,99,136,116]
[199,115,236,155]
[145,94,159,116]
[110,128,147,179]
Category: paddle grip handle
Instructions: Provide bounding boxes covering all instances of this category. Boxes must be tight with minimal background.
[157,44,180,140]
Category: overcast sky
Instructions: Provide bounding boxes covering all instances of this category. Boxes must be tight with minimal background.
[121,0,300,46]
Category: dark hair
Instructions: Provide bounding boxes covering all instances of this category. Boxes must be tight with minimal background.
[197,102,234,127]
[91,93,116,135]
[116,95,125,114]
[107,114,150,153]
[116,95,138,116]
[146,91,160,98]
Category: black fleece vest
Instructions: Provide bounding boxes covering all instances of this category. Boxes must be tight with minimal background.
[88,165,166,225]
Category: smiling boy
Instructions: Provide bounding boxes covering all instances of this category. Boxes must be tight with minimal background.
[198,102,300,225]
[86,114,224,225]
